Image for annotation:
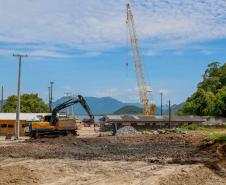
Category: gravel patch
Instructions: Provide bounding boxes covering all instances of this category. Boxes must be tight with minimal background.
[117,126,140,136]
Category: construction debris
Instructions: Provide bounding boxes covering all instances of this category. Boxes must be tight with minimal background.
[141,128,187,135]
[117,126,140,135]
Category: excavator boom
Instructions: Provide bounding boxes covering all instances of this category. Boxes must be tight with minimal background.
[50,95,94,125]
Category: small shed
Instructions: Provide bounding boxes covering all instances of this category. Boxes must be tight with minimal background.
[0,113,50,136]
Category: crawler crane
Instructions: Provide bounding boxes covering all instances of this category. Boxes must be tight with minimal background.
[126,3,156,115]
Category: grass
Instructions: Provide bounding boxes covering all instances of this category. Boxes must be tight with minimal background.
[180,124,226,131]
[208,133,226,141]
[180,124,210,131]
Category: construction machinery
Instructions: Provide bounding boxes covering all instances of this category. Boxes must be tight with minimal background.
[126,3,156,115]
[25,95,94,138]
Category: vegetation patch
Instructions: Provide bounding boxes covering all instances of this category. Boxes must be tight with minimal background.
[179,62,226,116]
[180,124,226,131]
[208,133,226,141]
[3,93,49,113]
[180,124,209,131]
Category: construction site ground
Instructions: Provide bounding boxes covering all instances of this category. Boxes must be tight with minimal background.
[0,126,226,185]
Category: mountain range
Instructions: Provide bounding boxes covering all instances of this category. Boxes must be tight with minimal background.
[53,96,183,115]
[53,96,124,115]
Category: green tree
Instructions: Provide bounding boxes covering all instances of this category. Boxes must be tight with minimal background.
[219,63,226,86]
[203,61,220,80]
[3,93,49,113]
[203,91,216,115]
[214,86,226,116]
[180,62,226,117]
[198,76,221,93]
[199,62,221,93]
[181,89,216,116]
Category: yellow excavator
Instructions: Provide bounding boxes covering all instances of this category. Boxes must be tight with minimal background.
[25,95,94,138]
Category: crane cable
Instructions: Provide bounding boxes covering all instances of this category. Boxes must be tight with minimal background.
[125,16,129,77]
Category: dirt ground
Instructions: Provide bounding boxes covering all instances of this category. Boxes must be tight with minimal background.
[0,158,225,185]
[0,127,226,185]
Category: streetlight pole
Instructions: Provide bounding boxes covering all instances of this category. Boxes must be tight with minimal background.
[48,86,51,112]
[168,99,171,129]
[160,92,163,116]
[13,54,28,139]
[50,81,54,112]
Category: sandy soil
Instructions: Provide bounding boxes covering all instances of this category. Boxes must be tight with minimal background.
[0,129,225,185]
[0,158,225,185]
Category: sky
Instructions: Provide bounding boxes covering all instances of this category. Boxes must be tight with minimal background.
[0,0,226,105]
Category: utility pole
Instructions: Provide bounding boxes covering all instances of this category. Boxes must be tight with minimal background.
[1,86,3,112]
[13,54,28,139]
[50,82,54,112]
[168,99,171,129]
[48,86,51,112]
[160,91,163,116]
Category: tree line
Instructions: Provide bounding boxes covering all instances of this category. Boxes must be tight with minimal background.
[179,62,226,117]
[3,94,49,113]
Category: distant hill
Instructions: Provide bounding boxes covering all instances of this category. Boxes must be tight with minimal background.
[53,96,183,115]
[171,103,184,115]
[163,103,184,115]
[113,105,143,115]
[113,103,184,115]
[53,96,124,115]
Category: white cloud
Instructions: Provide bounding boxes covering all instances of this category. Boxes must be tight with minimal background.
[0,0,226,57]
